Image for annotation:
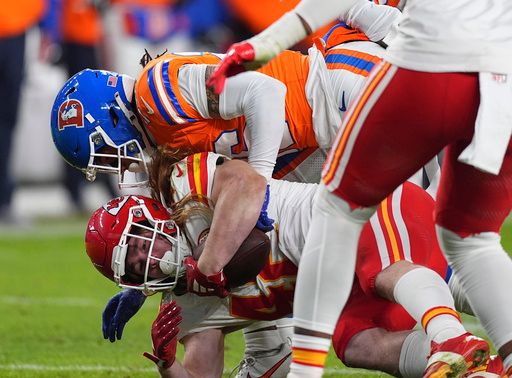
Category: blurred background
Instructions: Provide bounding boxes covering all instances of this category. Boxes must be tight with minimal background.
[0,0,335,226]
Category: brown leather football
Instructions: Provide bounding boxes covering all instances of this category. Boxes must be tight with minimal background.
[193,228,271,289]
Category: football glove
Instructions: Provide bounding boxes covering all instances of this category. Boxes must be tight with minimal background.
[143,301,182,369]
[102,289,146,342]
[206,42,256,95]
[183,256,229,298]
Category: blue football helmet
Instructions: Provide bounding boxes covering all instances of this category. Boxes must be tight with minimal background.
[51,69,151,188]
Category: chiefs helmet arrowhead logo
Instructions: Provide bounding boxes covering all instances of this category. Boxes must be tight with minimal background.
[58,99,85,130]
[103,196,130,216]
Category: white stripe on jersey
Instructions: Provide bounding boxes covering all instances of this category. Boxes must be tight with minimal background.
[370,213,391,269]
[154,61,186,124]
[391,185,412,262]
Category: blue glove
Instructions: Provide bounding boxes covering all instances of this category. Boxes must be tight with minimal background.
[255,185,274,232]
[102,289,146,343]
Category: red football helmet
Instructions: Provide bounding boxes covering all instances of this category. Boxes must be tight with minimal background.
[85,195,190,292]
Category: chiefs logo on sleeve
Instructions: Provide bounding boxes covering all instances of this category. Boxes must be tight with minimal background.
[58,99,84,130]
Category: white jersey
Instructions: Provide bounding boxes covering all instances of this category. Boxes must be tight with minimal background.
[161,152,316,337]
[386,0,512,73]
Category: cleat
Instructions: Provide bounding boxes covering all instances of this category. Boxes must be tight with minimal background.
[423,333,490,378]
[464,355,504,377]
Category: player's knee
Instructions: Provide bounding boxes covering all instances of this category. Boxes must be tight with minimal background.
[343,328,407,376]
[436,225,502,261]
[375,261,418,301]
[343,328,390,368]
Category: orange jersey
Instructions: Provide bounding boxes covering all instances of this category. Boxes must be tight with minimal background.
[61,0,103,45]
[134,50,318,158]
[322,22,369,51]
[0,0,45,37]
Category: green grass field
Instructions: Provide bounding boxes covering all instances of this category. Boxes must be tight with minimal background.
[0,217,510,378]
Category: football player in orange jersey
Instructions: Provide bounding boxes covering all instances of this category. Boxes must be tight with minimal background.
[89,151,498,378]
[50,0,400,187]
[50,4,404,302]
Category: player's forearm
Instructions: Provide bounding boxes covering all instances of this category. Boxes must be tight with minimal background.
[198,161,267,275]
[247,0,356,62]
[295,0,362,33]
[220,72,287,180]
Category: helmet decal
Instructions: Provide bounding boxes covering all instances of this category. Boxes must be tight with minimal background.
[107,75,118,87]
[103,196,130,216]
[58,99,84,130]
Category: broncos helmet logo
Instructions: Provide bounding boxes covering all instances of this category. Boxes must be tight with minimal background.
[58,99,85,130]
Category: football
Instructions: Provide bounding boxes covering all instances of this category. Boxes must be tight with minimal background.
[193,228,271,289]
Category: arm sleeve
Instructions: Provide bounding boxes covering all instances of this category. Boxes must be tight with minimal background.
[219,72,287,180]
[342,1,402,42]
[178,64,210,119]
[294,0,361,32]
[296,0,402,42]
[247,0,395,61]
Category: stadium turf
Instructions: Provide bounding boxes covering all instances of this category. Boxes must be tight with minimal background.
[0,217,510,377]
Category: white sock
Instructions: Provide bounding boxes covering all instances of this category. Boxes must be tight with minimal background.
[293,185,375,334]
[399,330,431,378]
[288,334,331,378]
[276,317,294,347]
[438,227,512,349]
[243,321,286,355]
[393,267,465,343]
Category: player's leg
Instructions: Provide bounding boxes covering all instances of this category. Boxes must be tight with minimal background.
[353,182,466,348]
[333,279,427,376]
[376,261,466,343]
[235,320,292,378]
[436,141,512,373]
[181,329,225,378]
[344,328,413,375]
[289,65,480,377]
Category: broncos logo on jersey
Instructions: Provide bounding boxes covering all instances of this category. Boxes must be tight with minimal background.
[58,99,84,130]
